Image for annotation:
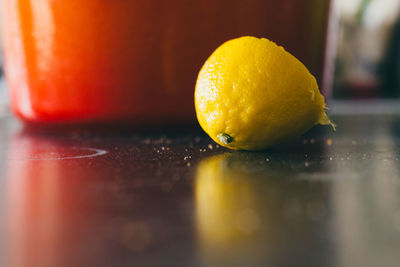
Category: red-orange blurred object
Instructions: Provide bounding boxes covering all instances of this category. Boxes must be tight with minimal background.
[4,133,156,267]
[4,135,110,267]
[2,0,332,125]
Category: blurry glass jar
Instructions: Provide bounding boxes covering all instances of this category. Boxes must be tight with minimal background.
[2,0,333,125]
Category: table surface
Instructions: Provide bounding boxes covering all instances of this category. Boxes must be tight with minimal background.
[1,101,400,267]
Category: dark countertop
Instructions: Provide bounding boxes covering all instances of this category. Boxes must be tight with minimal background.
[1,101,400,267]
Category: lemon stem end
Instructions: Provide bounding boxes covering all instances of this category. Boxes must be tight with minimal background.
[218,133,233,145]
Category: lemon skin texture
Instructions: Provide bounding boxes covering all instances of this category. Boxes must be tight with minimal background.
[195,36,333,151]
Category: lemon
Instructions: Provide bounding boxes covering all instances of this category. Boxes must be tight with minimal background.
[195,36,334,151]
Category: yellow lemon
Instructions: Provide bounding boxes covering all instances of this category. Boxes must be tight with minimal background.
[195,36,334,151]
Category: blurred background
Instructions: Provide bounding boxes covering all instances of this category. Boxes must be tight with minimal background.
[334,0,400,99]
[0,0,400,112]
[0,1,7,116]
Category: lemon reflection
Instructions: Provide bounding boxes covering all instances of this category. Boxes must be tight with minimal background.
[195,152,330,265]
[195,152,285,266]
[196,154,264,246]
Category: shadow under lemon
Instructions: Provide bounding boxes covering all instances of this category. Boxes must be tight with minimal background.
[195,152,332,266]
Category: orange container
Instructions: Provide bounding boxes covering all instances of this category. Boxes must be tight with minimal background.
[2,0,333,125]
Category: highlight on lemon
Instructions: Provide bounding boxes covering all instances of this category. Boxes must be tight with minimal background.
[194,36,335,151]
